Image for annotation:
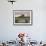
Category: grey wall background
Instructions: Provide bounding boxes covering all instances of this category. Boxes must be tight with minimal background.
[0,0,46,42]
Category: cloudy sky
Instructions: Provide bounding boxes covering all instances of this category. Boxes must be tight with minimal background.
[14,11,31,17]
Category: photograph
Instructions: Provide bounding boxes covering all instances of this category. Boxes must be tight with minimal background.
[13,10,32,25]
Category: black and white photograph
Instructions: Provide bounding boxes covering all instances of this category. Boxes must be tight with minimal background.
[13,10,32,25]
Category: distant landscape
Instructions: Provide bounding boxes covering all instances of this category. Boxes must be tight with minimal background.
[15,14,30,23]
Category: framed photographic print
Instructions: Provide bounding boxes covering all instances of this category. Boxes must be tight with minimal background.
[13,10,32,25]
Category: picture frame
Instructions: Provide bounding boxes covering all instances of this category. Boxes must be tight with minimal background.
[13,10,33,26]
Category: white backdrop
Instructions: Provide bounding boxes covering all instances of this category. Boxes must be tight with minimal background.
[0,0,46,42]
